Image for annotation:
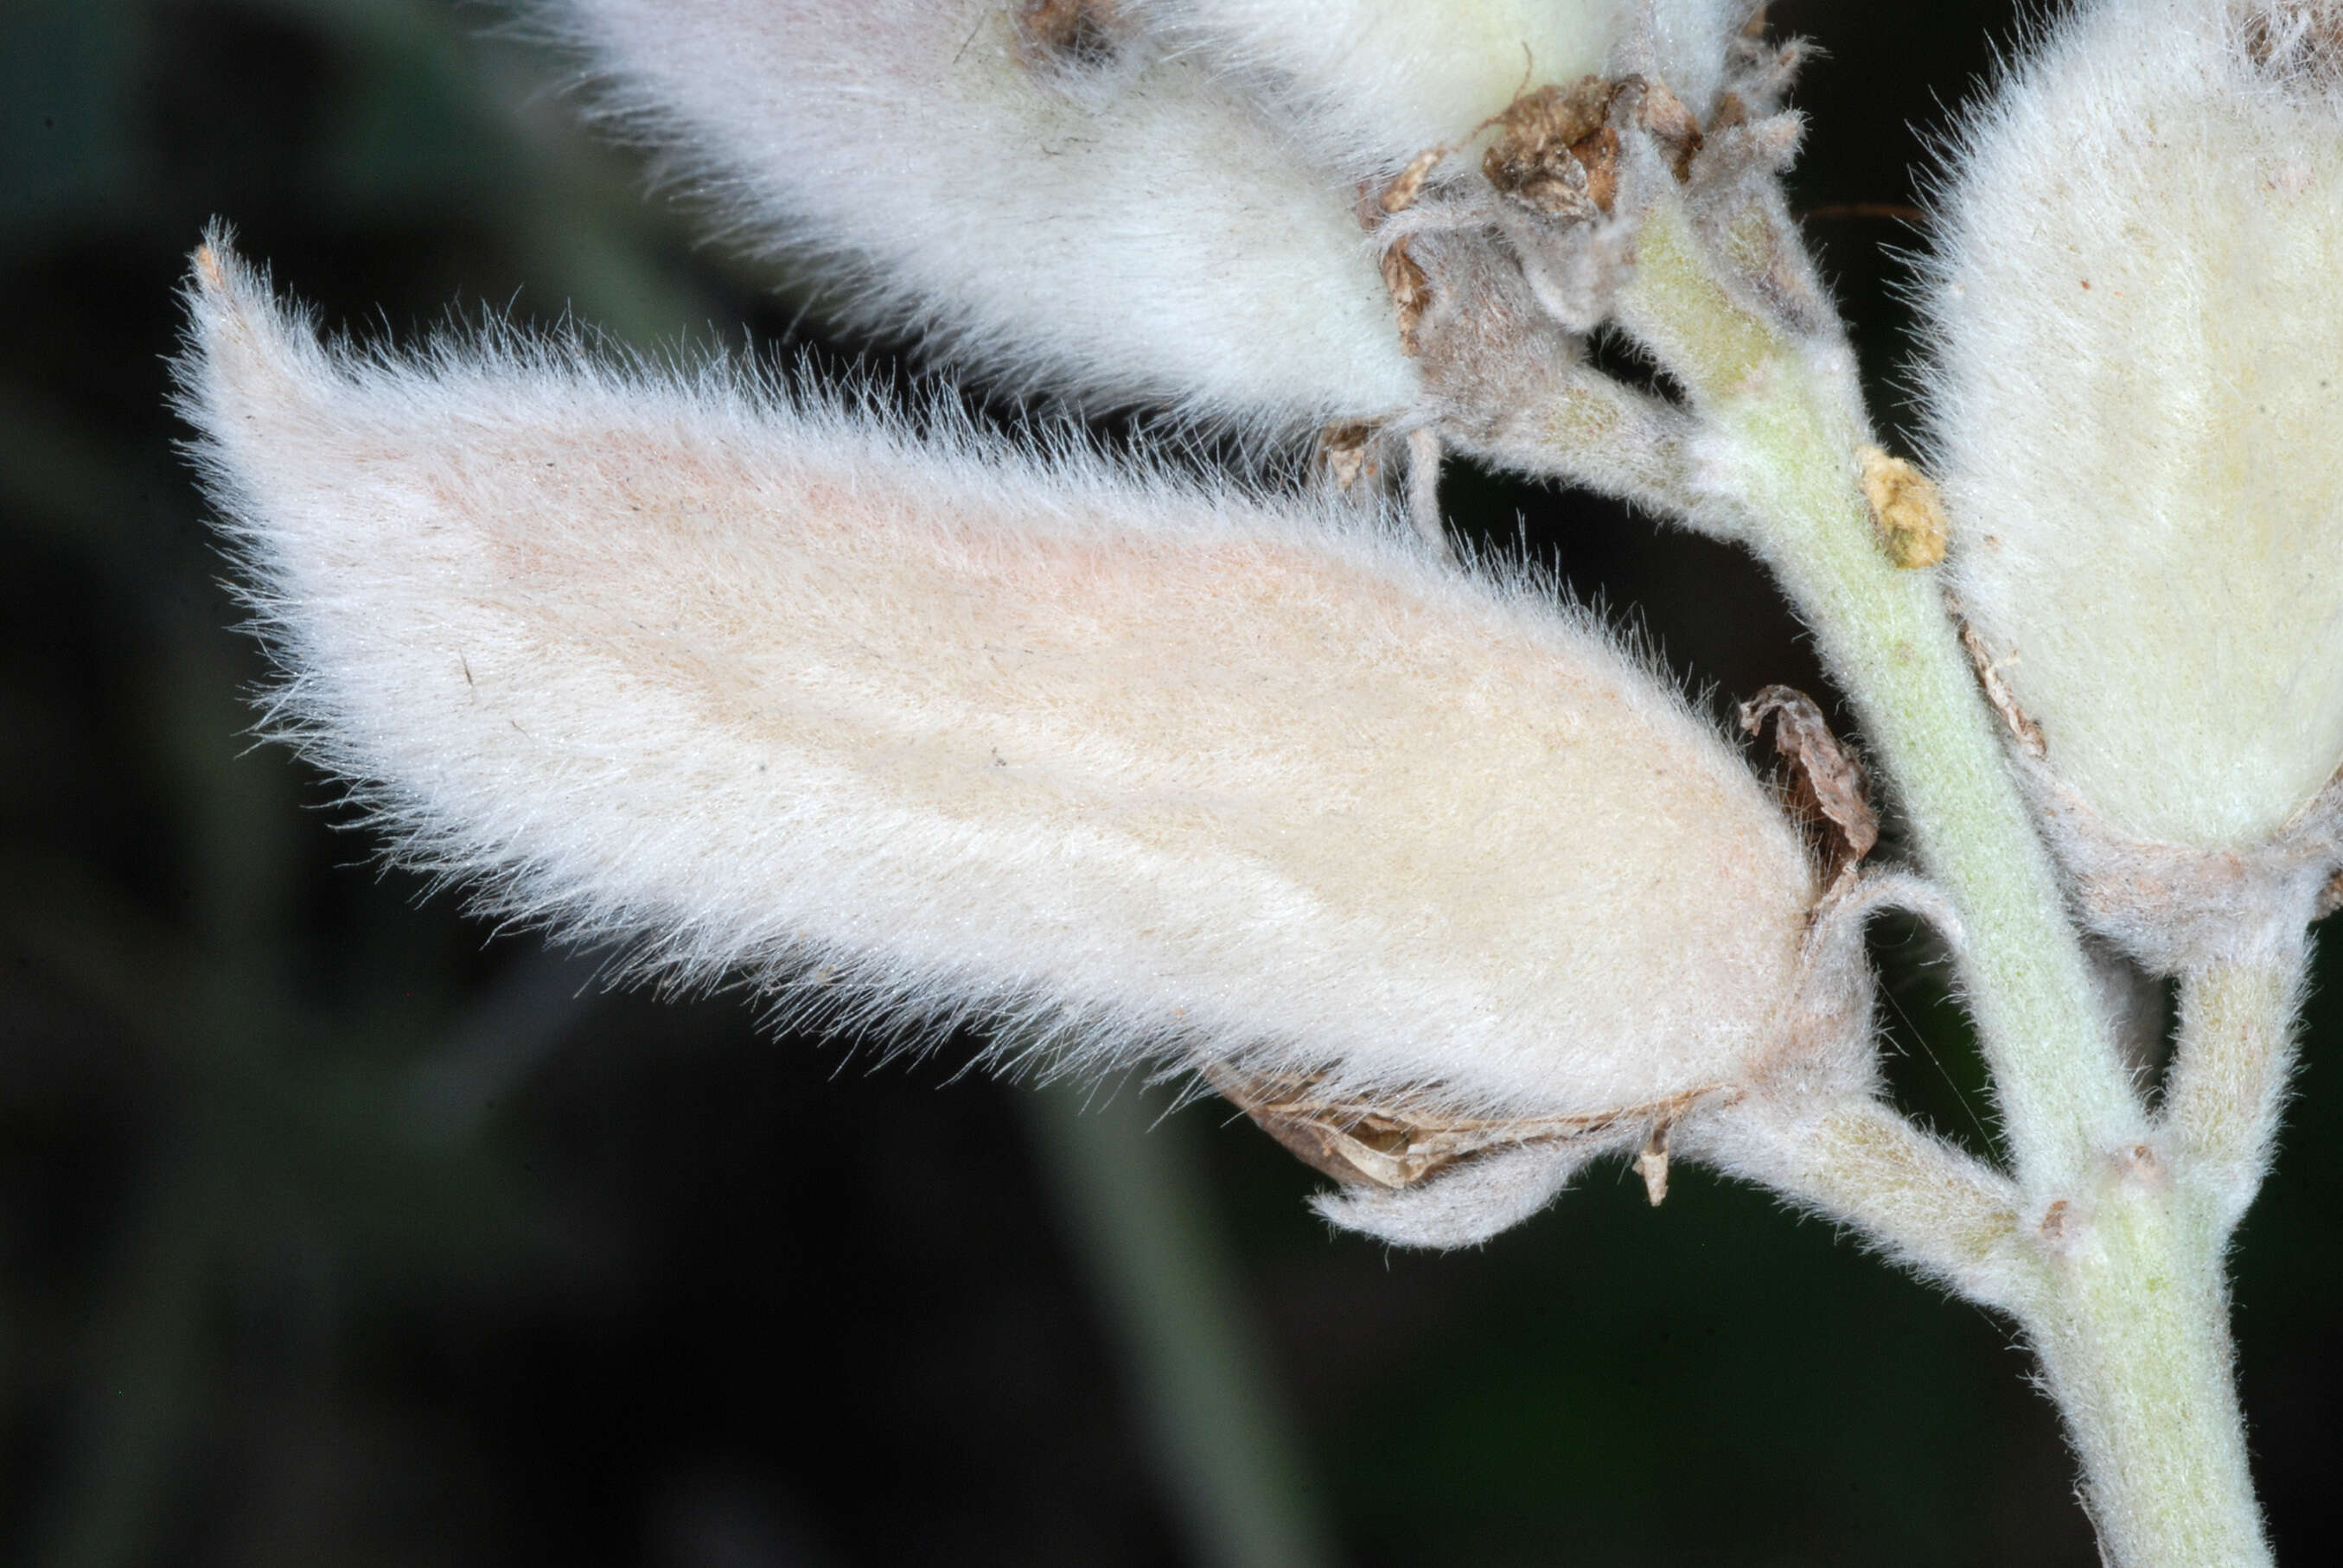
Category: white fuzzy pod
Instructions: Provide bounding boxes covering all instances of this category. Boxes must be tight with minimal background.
[539,0,1415,436]
[180,244,1842,1240]
[1921,0,2343,860]
[1135,2,1745,183]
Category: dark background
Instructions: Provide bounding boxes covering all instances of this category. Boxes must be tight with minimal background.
[3,2,2336,1565]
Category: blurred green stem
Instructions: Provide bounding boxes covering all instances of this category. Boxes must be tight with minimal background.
[1020,1078,1336,1568]
[35,1159,211,1568]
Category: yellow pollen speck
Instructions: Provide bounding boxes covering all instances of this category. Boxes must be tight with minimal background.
[1858,445,1949,569]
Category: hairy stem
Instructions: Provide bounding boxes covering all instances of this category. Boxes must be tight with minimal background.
[2026,1182,2272,1568]
[1599,195,2277,1567]
[1710,1096,2028,1307]
[1440,366,1721,529]
[1612,201,2142,1184]
[2166,946,2307,1235]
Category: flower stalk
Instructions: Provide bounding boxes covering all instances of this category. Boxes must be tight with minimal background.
[2167,947,2307,1235]
[2026,1182,2269,1568]
[1599,150,2280,1568]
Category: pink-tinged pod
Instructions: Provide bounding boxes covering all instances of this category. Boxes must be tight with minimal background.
[178,240,1870,1246]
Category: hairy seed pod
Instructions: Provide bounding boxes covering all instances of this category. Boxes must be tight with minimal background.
[179,239,1872,1246]
[1918,0,2343,968]
[537,0,1415,440]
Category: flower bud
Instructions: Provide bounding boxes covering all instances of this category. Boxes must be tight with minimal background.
[179,239,1872,1246]
[544,0,1416,436]
[1919,0,2343,967]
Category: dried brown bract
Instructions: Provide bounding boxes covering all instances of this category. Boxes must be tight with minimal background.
[1378,143,1451,215]
[1723,26,1815,115]
[1204,1065,1726,1191]
[1316,420,1381,489]
[1950,602,2049,759]
[1635,77,1708,181]
[1380,236,1432,354]
[1858,445,1950,569]
[1483,76,1625,219]
[1740,685,1879,886]
[1635,1120,1674,1206]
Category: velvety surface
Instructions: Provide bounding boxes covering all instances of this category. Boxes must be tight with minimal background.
[3,3,2334,1565]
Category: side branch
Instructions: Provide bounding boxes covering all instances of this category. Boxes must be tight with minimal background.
[1704,1096,2030,1309]
[2164,940,2309,1235]
[1434,365,1728,532]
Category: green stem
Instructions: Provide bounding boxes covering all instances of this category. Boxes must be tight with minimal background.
[1019,1077,1337,1568]
[2166,947,2307,1235]
[1613,204,2142,1187]
[2025,1182,2272,1568]
[1603,196,2277,1568]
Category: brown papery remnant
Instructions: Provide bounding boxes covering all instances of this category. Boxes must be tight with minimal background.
[1950,602,2049,759]
[1484,76,1625,217]
[1380,238,1431,354]
[1205,1065,1725,1190]
[1636,77,1706,180]
[1316,421,1380,489]
[2241,1,2343,82]
[1014,0,1121,71]
[1740,685,1879,887]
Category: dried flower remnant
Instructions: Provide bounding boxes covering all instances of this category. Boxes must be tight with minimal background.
[1740,685,1880,889]
[1951,600,2048,760]
[2242,0,2343,80]
[1203,1067,1728,1193]
[1635,1121,1675,1206]
[1016,0,1126,71]
[1483,76,1626,218]
[1379,239,1433,354]
[1638,76,1708,178]
[1315,420,1382,489]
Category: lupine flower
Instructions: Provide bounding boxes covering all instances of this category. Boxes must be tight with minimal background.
[539,1,1790,526]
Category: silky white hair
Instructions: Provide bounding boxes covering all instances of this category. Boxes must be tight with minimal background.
[533,0,1419,441]
[1134,0,1746,183]
[1918,0,2343,852]
[178,236,1830,1151]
